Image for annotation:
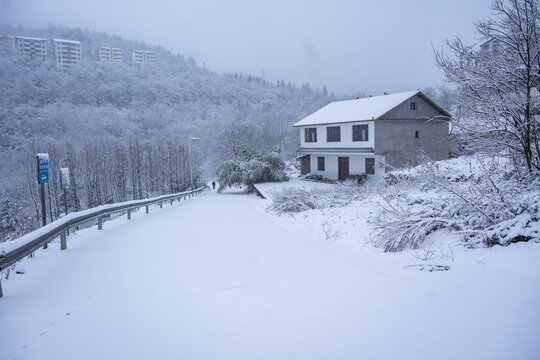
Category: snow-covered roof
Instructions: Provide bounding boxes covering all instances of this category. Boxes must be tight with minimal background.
[15,36,47,41]
[52,38,81,44]
[294,90,429,127]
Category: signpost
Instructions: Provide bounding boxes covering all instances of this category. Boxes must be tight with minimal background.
[37,153,49,248]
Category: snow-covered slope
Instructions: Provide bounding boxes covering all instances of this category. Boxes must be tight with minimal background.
[1,191,539,360]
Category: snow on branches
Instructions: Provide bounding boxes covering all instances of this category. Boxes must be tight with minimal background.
[217,146,289,192]
[434,0,540,172]
[269,156,540,251]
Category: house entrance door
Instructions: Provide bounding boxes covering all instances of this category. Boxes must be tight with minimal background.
[338,157,349,181]
[300,155,311,175]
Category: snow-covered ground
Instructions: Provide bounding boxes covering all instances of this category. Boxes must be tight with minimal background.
[1,190,540,360]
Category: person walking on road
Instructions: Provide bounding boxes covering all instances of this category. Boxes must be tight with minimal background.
[212,181,216,190]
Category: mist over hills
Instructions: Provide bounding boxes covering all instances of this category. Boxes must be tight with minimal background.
[0,24,343,235]
[0,23,339,153]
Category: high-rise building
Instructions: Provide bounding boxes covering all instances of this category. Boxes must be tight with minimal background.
[99,47,123,62]
[1,36,47,58]
[52,39,82,67]
[132,49,155,63]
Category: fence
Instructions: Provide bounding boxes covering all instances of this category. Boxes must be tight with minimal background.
[0,187,204,297]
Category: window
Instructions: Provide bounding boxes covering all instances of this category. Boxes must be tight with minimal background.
[353,124,369,142]
[326,126,341,142]
[317,156,325,171]
[304,128,317,142]
[415,130,420,138]
[409,101,417,110]
[365,158,375,175]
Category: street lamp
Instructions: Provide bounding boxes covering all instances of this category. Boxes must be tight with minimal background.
[188,137,200,191]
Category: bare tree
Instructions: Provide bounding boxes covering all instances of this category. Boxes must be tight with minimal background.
[435,0,540,172]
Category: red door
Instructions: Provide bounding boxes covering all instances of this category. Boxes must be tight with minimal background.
[338,157,349,181]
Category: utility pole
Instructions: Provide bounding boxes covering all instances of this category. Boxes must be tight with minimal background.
[188,137,200,191]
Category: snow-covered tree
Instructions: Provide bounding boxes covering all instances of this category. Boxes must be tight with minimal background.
[435,0,540,172]
[217,146,289,192]
[0,191,24,241]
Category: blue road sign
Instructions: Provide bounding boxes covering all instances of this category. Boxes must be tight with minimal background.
[37,154,49,184]
[39,168,49,184]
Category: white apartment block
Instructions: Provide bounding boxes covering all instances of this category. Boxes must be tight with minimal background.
[99,47,123,61]
[132,49,155,63]
[52,38,82,67]
[1,36,47,59]
[144,50,155,62]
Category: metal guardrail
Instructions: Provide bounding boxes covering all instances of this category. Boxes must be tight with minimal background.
[0,187,204,297]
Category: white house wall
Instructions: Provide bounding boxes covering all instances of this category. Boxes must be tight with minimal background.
[310,154,385,180]
[310,154,338,179]
[299,121,375,149]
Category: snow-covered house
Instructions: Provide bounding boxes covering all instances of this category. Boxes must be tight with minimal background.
[293,90,451,180]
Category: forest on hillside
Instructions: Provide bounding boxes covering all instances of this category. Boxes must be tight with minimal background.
[0,24,338,240]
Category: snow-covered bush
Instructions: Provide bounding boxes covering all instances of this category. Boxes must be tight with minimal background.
[370,157,540,251]
[217,147,289,192]
[268,182,374,214]
[268,188,323,213]
[269,155,540,251]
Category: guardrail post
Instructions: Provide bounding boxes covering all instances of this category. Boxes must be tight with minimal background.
[170,199,173,205]
[98,216,103,230]
[60,230,67,250]
[127,209,131,220]
[159,201,162,209]
[145,205,149,214]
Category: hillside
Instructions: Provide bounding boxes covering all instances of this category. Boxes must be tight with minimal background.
[0,24,338,238]
[0,24,336,153]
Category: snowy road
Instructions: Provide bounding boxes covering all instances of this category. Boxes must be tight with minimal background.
[1,191,539,360]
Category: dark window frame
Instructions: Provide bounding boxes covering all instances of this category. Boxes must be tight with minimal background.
[304,127,317,143]
[317,156,325,171]
[352,124,369,142]
[326,126,341,142]
[409,101,417,110]
[365,157,375,175]
[415,130,420,138]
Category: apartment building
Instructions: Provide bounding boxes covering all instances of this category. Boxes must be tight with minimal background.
[132,49,155,63]
[1,36,47,59]
[99,47,123,62]
[52,38,82,67]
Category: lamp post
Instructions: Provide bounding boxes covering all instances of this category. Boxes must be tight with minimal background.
[188,137,200,191]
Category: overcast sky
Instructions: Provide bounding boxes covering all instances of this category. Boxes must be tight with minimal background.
[1,0,492,95]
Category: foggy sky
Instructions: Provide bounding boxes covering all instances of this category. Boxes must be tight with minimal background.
[0,0,492,95]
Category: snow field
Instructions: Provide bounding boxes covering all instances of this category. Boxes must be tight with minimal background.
[1,191,539,359]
